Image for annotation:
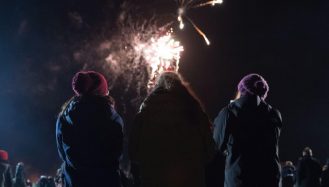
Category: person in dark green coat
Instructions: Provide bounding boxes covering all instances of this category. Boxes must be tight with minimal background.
[129,71,215,187]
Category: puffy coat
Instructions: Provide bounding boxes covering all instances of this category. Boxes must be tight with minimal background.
[56,95,124,187]
[213,95,282,187]
[129,87,215,187]
[296,156,322,187]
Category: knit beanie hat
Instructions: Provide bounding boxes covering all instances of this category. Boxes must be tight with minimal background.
[238,73,269,99]
[0,150,8,161]
[72,71,108,96]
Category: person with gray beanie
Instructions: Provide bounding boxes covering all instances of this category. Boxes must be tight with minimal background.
[213,73,283,187]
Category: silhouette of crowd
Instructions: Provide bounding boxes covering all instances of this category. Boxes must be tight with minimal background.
[1,71,329,187]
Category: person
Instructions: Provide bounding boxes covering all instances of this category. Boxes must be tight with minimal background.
[321,159,329,187]
[13,162,27,187]
[296,147,322,187]
[37,176,56,187]
[281,161,296,187]
[213,73,283,187]
[0,150,13,187]
[56,71,124,187]
[54,167,63,187]
[129,71,215,187]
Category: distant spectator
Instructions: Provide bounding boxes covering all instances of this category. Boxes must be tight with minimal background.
[0,150,13,187]
[56,71,123,187]
[13,162,27,187]
[321,159,329,187]
[54,167,63,187]
[25,180,32,187]
[36,176,56,187]
[282,161,296,187]
[296,147,322,187]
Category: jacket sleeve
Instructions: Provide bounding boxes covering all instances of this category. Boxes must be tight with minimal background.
[108,108,124,159]
[128,112,143,164]
[213,107,231,154]
[270,107,283,129]
[296,158,307,185]
[199,111,216,164]
[56,116,66,162]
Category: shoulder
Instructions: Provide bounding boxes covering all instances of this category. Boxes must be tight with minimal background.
[139,88,169,112]
[262,102,283,124]
[214,104,233,125]
[216,105,231,118]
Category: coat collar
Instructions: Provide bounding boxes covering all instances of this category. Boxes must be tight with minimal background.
[233,95,263,109]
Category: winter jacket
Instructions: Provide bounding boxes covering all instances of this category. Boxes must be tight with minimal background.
[56,95,124,187]
[129,87,215,187]
[213,95,282,187]
[0,161,12,187]
[296,156,322,187]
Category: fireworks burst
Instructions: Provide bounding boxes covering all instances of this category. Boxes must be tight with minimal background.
[99,1,220,99]
[134,29,184,88]
[177,0,223,45]
[103,18,183,96]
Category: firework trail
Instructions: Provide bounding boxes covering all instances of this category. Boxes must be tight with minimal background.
[176,0,223,45]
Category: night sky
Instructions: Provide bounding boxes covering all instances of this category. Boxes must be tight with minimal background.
[1,0,329,179]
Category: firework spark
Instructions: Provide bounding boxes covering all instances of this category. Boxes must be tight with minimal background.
[134,30,184,88]
[177,0,223,45]
[104,19,183,94]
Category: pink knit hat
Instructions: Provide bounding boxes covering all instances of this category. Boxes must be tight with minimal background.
[0,150,8,161]
[72,71,108,96]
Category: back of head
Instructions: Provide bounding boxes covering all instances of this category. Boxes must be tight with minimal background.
[72,70,109,96]
[285,161,294,167]
[154,71,183,91]
[238,73,269,100]
[152,71,205,112]
[302,147,313,157]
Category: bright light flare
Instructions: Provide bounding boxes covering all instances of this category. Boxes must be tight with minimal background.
[134,31,184,88]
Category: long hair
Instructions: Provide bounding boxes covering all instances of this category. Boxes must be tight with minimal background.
[153,71,206,111]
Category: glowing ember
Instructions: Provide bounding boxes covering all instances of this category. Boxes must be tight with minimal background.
[176,0,223,45]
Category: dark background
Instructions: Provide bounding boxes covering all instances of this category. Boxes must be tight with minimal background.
[1,0,328,179]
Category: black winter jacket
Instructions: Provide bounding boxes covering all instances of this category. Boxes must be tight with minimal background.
[213,95,282,187]
[56,95,124,187]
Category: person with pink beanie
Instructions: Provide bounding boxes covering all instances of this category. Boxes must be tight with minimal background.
[56,71,123,187]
